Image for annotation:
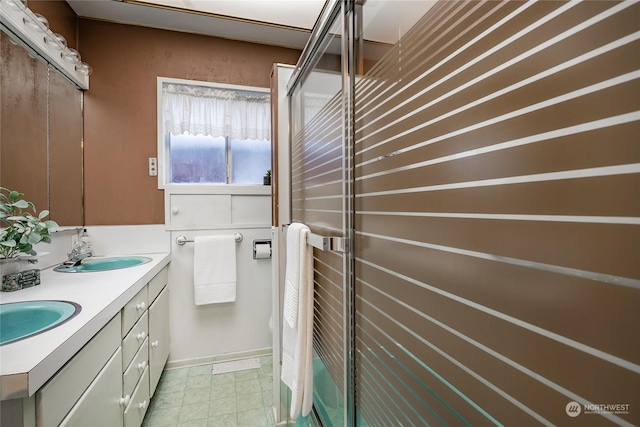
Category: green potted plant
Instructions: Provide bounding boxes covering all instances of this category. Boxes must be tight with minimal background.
[1,187,58,290]
[263,169,272,186]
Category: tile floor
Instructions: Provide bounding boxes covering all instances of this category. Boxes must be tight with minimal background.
[142,355,274,427]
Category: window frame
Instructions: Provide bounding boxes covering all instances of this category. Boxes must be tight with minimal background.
[156,76,271,192]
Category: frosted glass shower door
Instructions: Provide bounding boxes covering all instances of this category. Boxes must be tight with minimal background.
[287,2,349,425]
[352,1,640,426]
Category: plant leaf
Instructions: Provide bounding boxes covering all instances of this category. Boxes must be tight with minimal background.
[11,200,29,209]
[28,233,42,245]
[38,210,50,219]
[9,190,22,202]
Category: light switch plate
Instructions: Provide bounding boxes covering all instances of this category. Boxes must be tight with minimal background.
[148,157,158,176]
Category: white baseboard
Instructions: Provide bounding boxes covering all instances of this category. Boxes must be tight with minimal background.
[165,347,272,370]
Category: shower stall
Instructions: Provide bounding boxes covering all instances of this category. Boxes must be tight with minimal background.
[272,1,640,426]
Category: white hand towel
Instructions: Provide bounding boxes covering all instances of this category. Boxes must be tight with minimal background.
[193,235,236,305]
[283,223,308,328]
[281,223,314,419]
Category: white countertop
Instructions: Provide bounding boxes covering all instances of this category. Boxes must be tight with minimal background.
[0,252,171,400]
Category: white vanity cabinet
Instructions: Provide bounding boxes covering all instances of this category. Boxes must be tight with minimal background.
[119,265,169,427]
[0,254,171,427]
[26,264,170,427]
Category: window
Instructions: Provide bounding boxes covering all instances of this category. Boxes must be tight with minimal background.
[168,134,271,184]
[157,78,271,187]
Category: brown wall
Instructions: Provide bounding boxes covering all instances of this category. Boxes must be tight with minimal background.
[29,0,77,50]
[78,19,301,225]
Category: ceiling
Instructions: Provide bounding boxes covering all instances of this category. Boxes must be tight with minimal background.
[133,0,326,30]
[66,0,326,50]
[65,0,436,51]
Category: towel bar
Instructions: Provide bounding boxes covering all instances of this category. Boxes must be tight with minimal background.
[307,232,348,252]
[282,224,347,253]
[176,233,243,246]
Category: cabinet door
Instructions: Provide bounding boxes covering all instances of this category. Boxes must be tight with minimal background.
[59,347,124,427]
[37,314,121,427]
[169,194,231,229]
[148,286,170,397]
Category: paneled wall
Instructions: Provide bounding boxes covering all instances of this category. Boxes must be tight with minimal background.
[354,1,639,426]
[78,19,301,225]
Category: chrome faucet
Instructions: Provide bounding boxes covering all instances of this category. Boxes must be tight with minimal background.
[63,240,93,266]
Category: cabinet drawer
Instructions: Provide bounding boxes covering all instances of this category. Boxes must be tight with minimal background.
[148,266,168,304]
[59,347,123,427]
[169,194,231,229]
[124,367,150,427]
[123,338,148,398]
[37,314,121,427]
[122,311,148,371]
[122,286,148,337]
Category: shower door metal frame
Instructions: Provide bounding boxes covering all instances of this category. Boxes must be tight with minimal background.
[342,1,356,426]
[286,1,357,425]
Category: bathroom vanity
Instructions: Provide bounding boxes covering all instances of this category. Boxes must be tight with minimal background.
[0,253,171,427]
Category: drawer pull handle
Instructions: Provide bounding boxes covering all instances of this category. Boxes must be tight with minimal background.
[172,207,179,214]
[138,360,147,370]
[135,302,146,311]
[119,395,131,406]
[138,400,148,410]
[151,340,159,348]
[136,331,147,341]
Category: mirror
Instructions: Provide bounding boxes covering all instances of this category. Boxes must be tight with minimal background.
[0,29,83,226]
[49,59,83,225]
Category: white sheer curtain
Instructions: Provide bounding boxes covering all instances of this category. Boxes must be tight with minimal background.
[162,83,271,141]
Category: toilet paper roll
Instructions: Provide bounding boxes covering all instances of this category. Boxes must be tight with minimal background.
[254,243,271,259]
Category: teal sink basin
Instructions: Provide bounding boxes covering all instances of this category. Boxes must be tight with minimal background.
[54,256,152,273]
[0,300,81,346]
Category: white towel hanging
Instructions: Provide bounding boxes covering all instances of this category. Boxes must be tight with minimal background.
[281,223,314,418]
[283,223,306,328]
[193,235,236,305]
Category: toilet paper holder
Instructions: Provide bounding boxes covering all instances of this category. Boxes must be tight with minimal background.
[253,239,272,259]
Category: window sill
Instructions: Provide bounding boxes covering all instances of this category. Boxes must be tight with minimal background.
[162,184,271,196]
